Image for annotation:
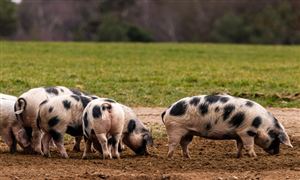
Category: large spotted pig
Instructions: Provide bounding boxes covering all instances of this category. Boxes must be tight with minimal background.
[162,94,293,158]
[82,99,153,159]
[37,94,94,158]
[0,95,30,153]
[82,99,125,159]
[14,86,87,154]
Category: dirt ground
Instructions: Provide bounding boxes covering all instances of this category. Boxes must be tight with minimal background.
[0,108,299,180]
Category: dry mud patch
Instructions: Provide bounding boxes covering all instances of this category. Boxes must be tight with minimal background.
[0,107,299,180]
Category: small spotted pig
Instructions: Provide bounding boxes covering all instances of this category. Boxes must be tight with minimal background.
[0,95,30,153]
[14,86,87,154]
[162,94,293,158]
[82,99,153,159]
[37,94,94,158]
[82,99,125,159]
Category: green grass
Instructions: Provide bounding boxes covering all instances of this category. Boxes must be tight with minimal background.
[0,41,299,107]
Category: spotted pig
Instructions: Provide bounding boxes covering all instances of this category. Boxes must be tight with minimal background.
[37,94,94,158]
[162,94,293,158]
[82,99,153,159]
[82,99,125,159]
[14,86,88,154]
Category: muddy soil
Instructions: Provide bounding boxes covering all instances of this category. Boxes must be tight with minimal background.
[0,108,299,180]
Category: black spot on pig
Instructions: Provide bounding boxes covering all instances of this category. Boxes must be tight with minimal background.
[266,130,280,155]
[62,100,71,110]
[48,116,60,127]
[66,125,82,136]
[273,118,281,129]
[169,100,187,116]
[49,130,62,141]
[60,88,64,93]
[245,101,254,107]
[92,105,101,118]
[70,89,82,96]
[70,95,80,101]
[220,97,229,103]
[223,104,235,121]
[205,95,220,104]
[268,130,277,138]
[83,112,89,127]
[189,97,200,106]
[127,119,136,133]
[45,87,59,95]
[199,103,209,115]
[49,106,53,113]
[79,96,91,108]
[247,130,257,137]
[104,98,116,103]
[205,123,212,131]
[229,112,245,128]
[91,96,98,100]
[102,104,112,111]
[252,116,262,128]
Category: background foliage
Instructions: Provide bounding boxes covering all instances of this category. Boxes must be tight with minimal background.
[1,0,300,43]
[1,42,299,107]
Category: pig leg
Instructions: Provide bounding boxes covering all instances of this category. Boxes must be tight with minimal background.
[41,133,52,157]
[82,139,92,159]
[32,128,43,154]
[180,134,193,158]
[236,138,243,158]
[111,134,122,159]
[119,139,125,152]
[54,139,68,158]
[238,133,257,157]
[167,127,188,158]
[96,133,111,159]
[73,136,82,152]
[2,129,17,153]
[11,122,30,149]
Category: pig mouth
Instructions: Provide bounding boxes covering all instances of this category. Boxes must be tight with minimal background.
[134,145,149,156]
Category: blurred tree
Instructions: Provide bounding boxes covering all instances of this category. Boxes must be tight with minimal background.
[210,0,300,44]
[95,15,153,42]
[0,0,17,37]
[210,13,252,43]
[100,0,135,15]
[90,1,153,42]
[249,0,300,44]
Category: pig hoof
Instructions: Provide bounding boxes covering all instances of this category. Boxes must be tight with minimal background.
[43,154,51,158]
[82,156,87,160]
[237,153,242,158]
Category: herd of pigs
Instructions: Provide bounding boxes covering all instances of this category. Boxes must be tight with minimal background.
[0,86,293,160]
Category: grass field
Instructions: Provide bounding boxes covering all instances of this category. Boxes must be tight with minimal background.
[0,41,299,107]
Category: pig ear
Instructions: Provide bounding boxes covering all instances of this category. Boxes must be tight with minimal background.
[278,132,293,148]
[127,119,136,133]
